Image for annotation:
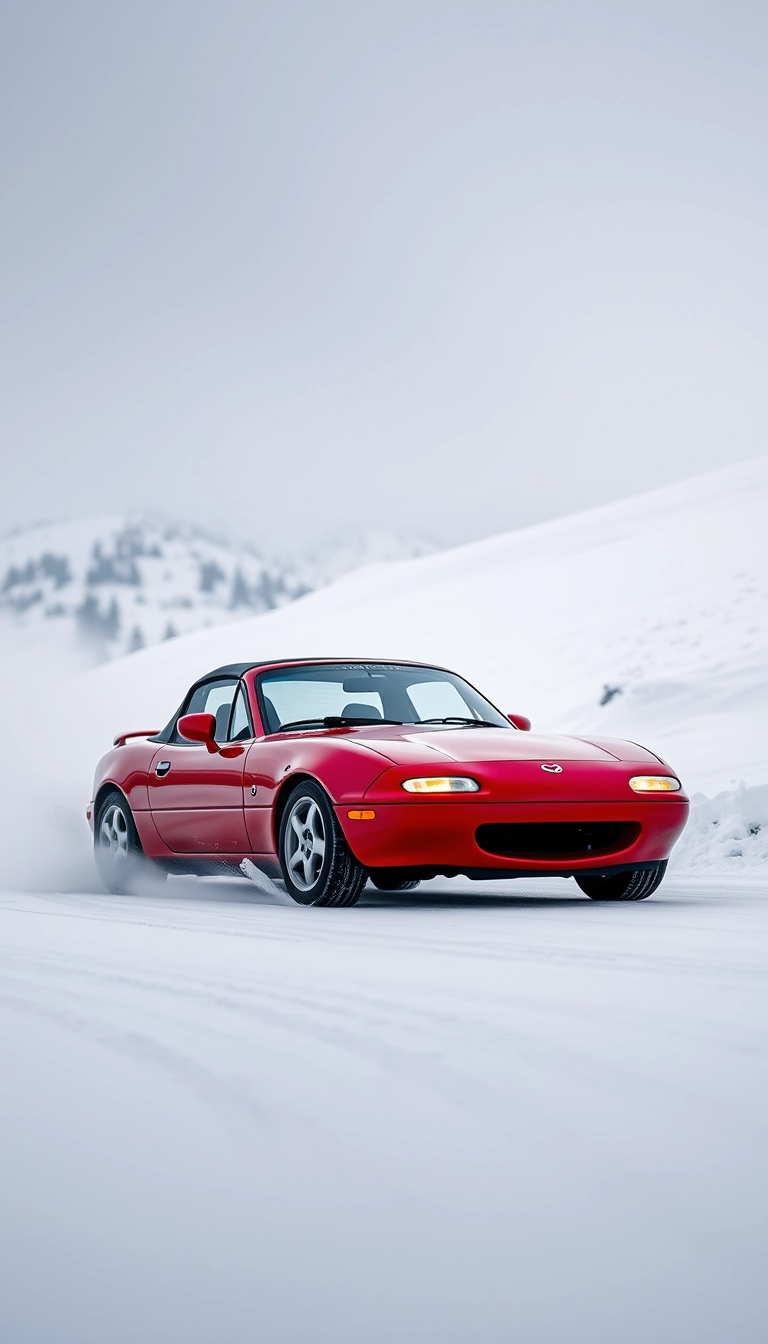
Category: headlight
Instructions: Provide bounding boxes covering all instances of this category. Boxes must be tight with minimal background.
[401,777,480,793]
[629,775,681,792]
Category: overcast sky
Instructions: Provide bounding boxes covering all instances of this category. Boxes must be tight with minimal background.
[1,0,766,554]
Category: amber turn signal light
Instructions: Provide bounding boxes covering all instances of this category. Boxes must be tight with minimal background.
[348,809,376,820]
[629,776,681,792]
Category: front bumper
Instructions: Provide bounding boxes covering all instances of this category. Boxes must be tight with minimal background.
[336,799,689,876]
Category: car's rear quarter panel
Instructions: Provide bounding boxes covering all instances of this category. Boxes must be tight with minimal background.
[92,743,157,816]
[91,741,178,857]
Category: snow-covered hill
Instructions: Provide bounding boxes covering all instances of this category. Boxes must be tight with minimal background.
[0,514,435,667]
[1,456,766,888]
[71,456,768,786]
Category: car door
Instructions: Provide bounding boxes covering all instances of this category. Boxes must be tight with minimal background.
[148,678,250,853]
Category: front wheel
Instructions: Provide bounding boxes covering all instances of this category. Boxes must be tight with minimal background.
[576,862,667,901]
[278,782,367,907]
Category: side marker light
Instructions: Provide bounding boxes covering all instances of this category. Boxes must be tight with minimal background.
[348,809,376,820]
[629,775,681,792]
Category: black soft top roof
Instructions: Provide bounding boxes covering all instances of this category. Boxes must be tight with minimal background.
[202,657,446,682]
[152,657,454,744]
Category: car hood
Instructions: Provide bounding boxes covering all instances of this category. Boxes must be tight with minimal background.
[345,725,646,766]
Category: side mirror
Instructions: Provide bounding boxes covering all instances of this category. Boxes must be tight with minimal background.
[508,713,531,731]
[178,712,219,752]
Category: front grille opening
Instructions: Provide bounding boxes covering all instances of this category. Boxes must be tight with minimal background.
[475,821,641,861]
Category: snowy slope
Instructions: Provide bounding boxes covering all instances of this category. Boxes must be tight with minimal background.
[0,514,435,667]
[1,456,765,888]
[72,456,768,781]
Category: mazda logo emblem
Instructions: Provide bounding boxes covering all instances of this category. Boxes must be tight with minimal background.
[540,763,563,773]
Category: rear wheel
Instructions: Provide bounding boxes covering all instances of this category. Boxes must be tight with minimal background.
[279,782,367,907]
[369,872,421,892]
[576,862,667,901]
[94,789,162,894]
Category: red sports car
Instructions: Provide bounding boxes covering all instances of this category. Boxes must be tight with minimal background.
[88,658,689,905]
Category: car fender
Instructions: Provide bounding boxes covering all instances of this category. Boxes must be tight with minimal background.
[244,734,393,854]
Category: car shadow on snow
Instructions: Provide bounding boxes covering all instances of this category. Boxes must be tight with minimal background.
[361,887,602,908]
[153,872,694,910]
[160,874,645,909]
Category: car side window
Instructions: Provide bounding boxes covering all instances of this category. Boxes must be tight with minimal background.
[228,684,253,742]
[172,679,238,744]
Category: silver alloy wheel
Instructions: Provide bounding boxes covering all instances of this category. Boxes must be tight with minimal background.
[100,802,129,867]
[283,795,327,892]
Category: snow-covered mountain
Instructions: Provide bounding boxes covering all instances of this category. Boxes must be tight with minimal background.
[0,514,435,666]
[1,456,766,889]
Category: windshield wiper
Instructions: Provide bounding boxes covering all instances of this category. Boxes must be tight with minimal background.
[276,716,403,733]
[418,717,502,728]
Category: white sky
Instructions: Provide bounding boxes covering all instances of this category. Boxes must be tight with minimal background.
[1,0,766,553]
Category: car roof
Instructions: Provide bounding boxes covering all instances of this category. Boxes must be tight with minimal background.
[202,657,450,682]
[151,657,459,744]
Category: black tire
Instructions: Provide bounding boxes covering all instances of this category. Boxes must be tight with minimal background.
[278,781,367,907]
[94,789,164,894]
[369,873,421,892]
[576,861,667,902]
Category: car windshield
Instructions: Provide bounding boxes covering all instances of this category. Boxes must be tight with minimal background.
[257,663,511,733]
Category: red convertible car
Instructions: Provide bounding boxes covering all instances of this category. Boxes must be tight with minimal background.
[88,658,688,905]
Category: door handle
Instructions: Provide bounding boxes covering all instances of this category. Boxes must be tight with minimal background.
[155,761,171,777]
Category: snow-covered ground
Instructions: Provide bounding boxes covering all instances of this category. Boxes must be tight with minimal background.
[2,872,767,1343]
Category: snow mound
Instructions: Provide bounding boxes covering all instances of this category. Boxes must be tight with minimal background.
[671,785,768,872]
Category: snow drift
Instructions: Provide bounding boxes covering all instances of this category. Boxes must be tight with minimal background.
[671,784,768,872]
